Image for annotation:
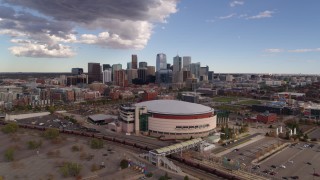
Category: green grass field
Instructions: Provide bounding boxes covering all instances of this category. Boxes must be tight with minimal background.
[215,105,242,112]
[237,100,261,105]
[212,96,240,103]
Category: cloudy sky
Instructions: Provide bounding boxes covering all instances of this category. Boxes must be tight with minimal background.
[0,0,320,74]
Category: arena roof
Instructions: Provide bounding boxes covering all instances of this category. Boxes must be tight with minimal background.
[134,100,213,115]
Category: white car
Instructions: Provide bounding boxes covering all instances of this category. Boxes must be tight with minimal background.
[288,160,294,164]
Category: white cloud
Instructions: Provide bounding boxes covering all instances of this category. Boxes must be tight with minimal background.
[9,40,75,58]
[288,48,320,53]
[265,48,284,53]
[230,1,244,7]
[219,13,236,19]
[247,10,274,19]
[205,19,215,23]
[0,0,179,58]
[265,48,320,53]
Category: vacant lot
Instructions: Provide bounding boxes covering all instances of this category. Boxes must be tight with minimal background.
[0,128,169,180]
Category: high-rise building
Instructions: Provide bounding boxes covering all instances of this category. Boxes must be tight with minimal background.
[127,69,138,84]
[147,66,155,76]
[208,71,214,81]
[173,55,182,73]
[112,64,122,81]
[127,62,132,70]
[139,61,148,69]
[88,63,101,84]
[102,64,112,71]
[156,69,172,84]
[183,70,191,82]
[167,63,172,70]
[114,69,128,87]
[132,54,138,69]
[156,53,167,71]
[183,56,191,71]
[200,66,209,77]
[102,70,112,84]
[71,68,83,75]
[138,68,148,83]
[190,62,201,79]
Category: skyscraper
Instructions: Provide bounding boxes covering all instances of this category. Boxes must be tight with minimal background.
[127,69,138,84]
[132,54,138,69]
[102,64,112,71]
[190,62,201,79]
[156,53,167,72]
[183,56,191,71]
[102,70,112,84]
[127,62,132,70]
[112,64,122,81]
[139,61,148,68]
[147,66,155,76]
[88,63,101,84]
[173,55,182,73]
[138,68,148,83]
[71,68,83,75]
[114,69,127,87]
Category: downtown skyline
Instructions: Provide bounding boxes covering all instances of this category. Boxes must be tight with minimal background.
[0,0,320,74]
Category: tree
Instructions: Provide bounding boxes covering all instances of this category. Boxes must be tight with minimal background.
[4,147,14,161]
[90,138,103,149]
[184,175,189,180]
[1,122,19,134]
[120,159,129,169]
[27,140,42,149]
[43,128,60,140]
[60,162,82,177]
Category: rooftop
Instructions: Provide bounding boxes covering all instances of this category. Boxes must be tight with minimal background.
[134,100,213,115]
[88,114,117,122]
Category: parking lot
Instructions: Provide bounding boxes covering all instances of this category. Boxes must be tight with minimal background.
[256,143,320,179]
[16,114,88,132]
[223,137,282,167]
[308,127,320,140]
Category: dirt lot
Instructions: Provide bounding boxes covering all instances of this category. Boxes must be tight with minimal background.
[0,128,168,180]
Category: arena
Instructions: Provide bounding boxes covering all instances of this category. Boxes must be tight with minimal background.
[133,100,217,139]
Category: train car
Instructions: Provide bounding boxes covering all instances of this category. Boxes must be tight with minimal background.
[135,143,147,150]
[103,136,114,141]
[72,131,84,136]
[114,138,123,143]
[124,141,135,146]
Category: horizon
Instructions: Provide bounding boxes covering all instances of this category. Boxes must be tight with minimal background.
[1,0,320,74]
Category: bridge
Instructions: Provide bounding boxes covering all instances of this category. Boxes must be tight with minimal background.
[140,138,203,173]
